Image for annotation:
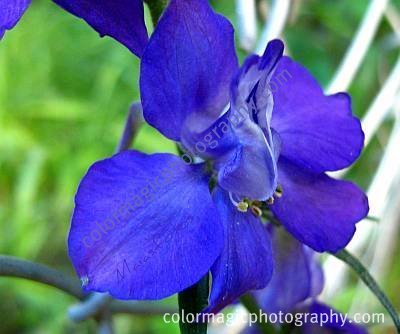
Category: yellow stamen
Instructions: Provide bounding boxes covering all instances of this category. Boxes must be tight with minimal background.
[251,205,262,217]
[274,185,283,198]
[237,201,249,212]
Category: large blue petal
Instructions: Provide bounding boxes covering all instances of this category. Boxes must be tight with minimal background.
[254,228,323,314]
[206,188,273,313]
[271,56,364,173]
[140,0,238,140]
[0,0,31,39]
[69,151,223,300]
[53,0,148,57]
[271,158,369,252]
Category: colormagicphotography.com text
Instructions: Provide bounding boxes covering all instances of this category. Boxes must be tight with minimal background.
[163,309,385,328]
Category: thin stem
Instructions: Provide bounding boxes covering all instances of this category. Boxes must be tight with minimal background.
[69,293,113,322]
[366,215,380,223]
[0,255,85,300]
[333,249,400,332]
[240,294,277,334]
[0,255,177,317]
[109,301,177,316]
[144,0,168,24]
[116,102,143,153]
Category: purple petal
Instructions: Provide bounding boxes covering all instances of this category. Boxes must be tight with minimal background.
[303,302,368,334]
[180,41,284,200]
[227,40,284,176]
[231,40,284,101]
[69,151,223,300]
[182,108,280,201]
[231,39,284,132]
[180,110,238,160]
[254,228,323,313]
[214,111,280,200]
[271,56,364,173]
[0,0,31,39]
[206,187,273,313]
[140,0,238,140]
[271,158,369,252]
[304,247,324,298]
[53,0,148,57]
[213,41,284,200]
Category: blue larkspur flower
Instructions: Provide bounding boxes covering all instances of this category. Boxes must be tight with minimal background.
[1,0,147,57]
[243,227,368,333]
[67,0,368,311]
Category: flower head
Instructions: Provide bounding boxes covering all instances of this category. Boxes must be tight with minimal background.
[68,0,368,312]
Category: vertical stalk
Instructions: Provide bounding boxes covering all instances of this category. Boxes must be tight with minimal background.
[178,274,209,334]
[145,3,203,333]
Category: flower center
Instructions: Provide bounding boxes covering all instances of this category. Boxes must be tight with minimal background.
[230,184,284,216]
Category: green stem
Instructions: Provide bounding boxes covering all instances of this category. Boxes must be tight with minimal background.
[366,215,380,223]
[240,294,277,334]
[144,0,168,24]
[178,274,209,334]
[333,249,400,333]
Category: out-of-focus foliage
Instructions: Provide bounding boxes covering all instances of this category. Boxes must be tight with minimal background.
[0,0,399,333]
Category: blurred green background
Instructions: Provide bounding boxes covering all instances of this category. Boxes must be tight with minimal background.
[0,0,399,333]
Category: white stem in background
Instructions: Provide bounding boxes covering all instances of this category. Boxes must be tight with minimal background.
[362,57,400,147]
[236,0,257,52]
[208,306,248,334]
[348,101,400,314]
[255,0,291,55]
[323,95,400,299]
[368,98,400,276]
[338,3,400,313]
[330,55,400,179]
[385,3,400,34]
[327,0,389,94]
[323,56,400,298]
